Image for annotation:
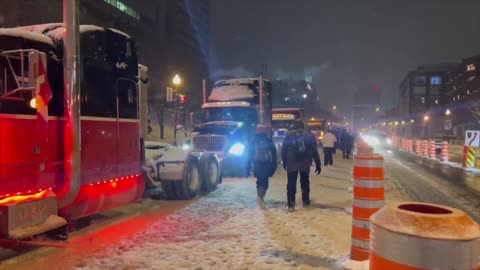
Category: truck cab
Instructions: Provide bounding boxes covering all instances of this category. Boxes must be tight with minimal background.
[191,78,272,177]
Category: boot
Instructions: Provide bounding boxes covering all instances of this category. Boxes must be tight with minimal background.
[257,188,266,209]
[302,192,310,208]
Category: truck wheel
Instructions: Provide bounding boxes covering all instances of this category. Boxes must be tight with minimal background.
[199,154,220,192]
[161,180,178,200]
[173,156,201,200]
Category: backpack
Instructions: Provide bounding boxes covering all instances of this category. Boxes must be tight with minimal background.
[293,131,307,156]
[254,140,273,162]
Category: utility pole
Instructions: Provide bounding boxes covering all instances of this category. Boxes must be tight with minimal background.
[60,0,81,207]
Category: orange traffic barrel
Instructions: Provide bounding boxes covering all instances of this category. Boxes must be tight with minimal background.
[370,202,480,270]
[351,153,385,261]
[429,140,436,159]
[415,140,422,155]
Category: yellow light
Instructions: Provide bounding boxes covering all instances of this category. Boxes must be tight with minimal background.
[401,121,405,125]
[29,98,37,109]
[424,115,430,121]
[172,74,182,85]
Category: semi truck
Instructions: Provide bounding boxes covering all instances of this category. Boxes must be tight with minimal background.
[191,77,272,177]
[0,23,220,240]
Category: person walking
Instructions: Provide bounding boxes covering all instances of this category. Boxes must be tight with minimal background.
[251,133,277,208]
[322,130,337,166]
[340,130,349,159]
[282,124,321,212]
[343,131,354,159]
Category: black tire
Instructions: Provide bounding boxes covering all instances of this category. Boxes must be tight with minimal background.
[199,154,220,192]
[172,156,201,200]
[161,180,177,200]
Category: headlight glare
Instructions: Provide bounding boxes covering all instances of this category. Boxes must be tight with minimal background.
[228,143,245,156]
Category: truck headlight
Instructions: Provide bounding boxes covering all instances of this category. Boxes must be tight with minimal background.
[228,143,245,156]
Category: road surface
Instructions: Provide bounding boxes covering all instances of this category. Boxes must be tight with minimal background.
[0,151,478,270]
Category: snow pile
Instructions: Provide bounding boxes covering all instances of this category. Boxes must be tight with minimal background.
[342,259,369,270]
[0,28,53,45]
[72,178,352,270]
[209,85,254,101]
[46,25,105,40]
[109,28,131,38]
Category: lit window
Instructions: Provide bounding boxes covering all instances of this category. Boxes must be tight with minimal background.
[430,76,442,85]
[104,0,140,20]
[467,64,476,72]
[467,90,470,94]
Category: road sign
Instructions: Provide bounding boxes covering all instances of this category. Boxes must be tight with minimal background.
[465,130,480,147]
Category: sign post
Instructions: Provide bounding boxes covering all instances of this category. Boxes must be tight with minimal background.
[463,130,480,168]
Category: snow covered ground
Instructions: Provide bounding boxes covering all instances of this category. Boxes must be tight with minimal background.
[3,156,411,270]
[72,166,356,270]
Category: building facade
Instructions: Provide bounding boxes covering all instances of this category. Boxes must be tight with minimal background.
[444,55,480,138]
[398,64,456,138]
[0,0,210,107]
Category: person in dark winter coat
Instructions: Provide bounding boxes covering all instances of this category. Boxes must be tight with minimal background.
[341,131,354,159]
[281,126,321,212]
[251,133,277,206]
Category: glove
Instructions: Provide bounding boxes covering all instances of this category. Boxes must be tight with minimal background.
[315,166,321,175]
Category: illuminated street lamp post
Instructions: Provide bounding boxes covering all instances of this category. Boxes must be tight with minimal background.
[423,114,431,139]
[444,109,453,135]
[172,74,182,146]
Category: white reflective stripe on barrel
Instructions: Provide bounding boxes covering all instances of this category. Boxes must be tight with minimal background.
[371,224,480,270]
[353,159,384,168]
[352,218,371,229]
[354,179,384,188]
[354,199,385,208]
[352,238,370,250]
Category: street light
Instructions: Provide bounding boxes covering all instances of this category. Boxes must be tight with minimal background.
[424,115,430,122]
[172,74,182,86]
[445,109,451,116]
[410,119,415,123]
[401,121,405,125]
[376,107,380,112]
[332,105,337,111]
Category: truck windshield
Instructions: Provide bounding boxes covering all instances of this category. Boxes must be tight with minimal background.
[201,107,258,125]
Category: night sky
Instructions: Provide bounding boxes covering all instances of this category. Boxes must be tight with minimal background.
[210,0,480,115]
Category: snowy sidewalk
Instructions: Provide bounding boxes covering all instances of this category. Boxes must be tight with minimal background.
[9,156,407,270]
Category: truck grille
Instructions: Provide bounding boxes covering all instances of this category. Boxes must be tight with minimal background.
[192,135,227,152]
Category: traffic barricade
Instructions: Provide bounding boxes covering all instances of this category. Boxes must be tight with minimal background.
[441,141,448,162]
[351,153,385,261]
[407,139,413,153]
[415,140,422,155]
[464,146,476,168]
[370,202,480,270]
[422,140,429,157]
[429,140,436,159]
